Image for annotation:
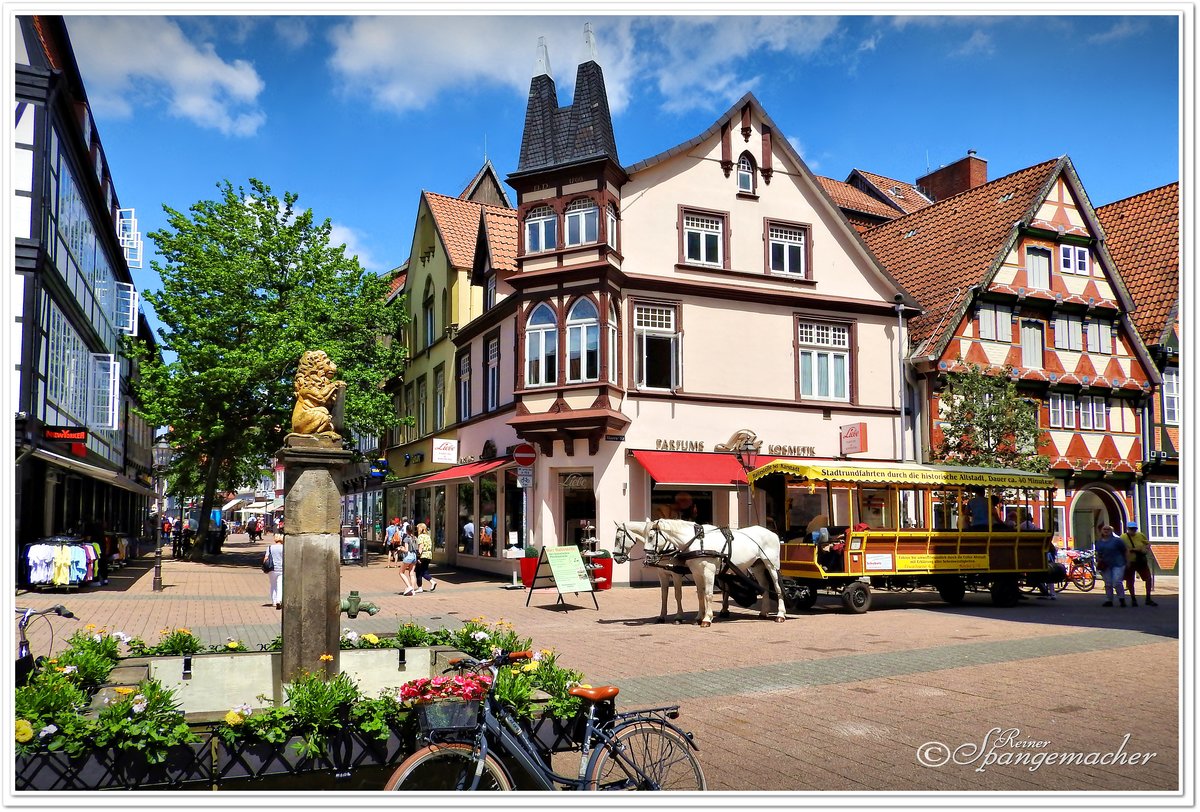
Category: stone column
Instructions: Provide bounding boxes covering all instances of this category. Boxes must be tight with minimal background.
[278,440,352,682]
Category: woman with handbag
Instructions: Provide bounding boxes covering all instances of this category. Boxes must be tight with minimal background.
[263,536,284,609]
[398,527,419,596]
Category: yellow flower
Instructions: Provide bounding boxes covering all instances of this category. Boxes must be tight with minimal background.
[47,659,58,665]
[511,667,521,674]
[223,710,244,726]
[176,627,191,634]
[84,623,97,631]
[15,719,33,743]
[522,662,540,672]
[319,654,334,662]
[540,648,553,657]
[114,686,134,695]
[363,633,380,645]
[579,684,592,689]
[226,641,240,649]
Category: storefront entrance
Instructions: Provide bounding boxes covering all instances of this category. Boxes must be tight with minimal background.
[561,472,595,548]
[1069,486,1126,550]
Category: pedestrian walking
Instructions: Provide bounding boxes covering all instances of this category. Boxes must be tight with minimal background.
[264,535,285,609]
[1121,520,1157,607]
[398,524,419,596]
[385,517,403,565]
[1095,525,1128,607]
[415,524,437,593]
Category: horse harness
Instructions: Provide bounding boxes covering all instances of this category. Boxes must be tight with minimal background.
[650,523,766,604]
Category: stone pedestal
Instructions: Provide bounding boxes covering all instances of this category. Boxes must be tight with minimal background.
[277,441,352,682]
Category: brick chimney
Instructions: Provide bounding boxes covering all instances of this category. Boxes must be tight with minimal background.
[916,150,988,202]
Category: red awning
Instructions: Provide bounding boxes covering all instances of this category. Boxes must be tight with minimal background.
[409,458,511,487]
[629,450,750,488]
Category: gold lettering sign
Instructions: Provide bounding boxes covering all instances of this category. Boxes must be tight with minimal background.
[655,439,705,452]
[767,444,816,457]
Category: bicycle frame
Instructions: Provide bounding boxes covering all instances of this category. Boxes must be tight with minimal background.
[433,661,697,791]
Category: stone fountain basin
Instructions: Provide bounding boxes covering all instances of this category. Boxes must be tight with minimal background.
[129,647,464,718]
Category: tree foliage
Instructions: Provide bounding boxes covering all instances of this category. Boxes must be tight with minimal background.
[127,179,406,556]
[929,362,1050,473]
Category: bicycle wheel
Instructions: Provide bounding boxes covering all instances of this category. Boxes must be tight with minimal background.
[587,722,706,791]
[384,743,513,791]
[1074,568,1097,592]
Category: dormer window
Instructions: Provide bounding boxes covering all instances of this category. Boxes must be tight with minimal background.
[525,206,557,253]
[565,198,599,246]
[737,154,756,194]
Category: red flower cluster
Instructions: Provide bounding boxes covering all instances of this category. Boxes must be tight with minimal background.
[399,673,492,703]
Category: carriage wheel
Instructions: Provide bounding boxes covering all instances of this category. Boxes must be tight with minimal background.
[785,584,819,612]
[841,582,872,614]
[989,576,1021,607]
[936,576,967,605]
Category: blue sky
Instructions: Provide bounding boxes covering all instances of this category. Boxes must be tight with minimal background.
[63,12,1181,331]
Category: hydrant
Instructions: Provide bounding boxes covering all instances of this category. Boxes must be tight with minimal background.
[339,590,380,619]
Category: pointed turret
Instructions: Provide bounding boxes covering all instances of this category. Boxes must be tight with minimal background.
[518,37,560,173]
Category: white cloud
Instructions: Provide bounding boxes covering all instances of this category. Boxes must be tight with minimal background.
[327,16,838,118]
[329,223,381,272]
[65,16,265,137]
[1087,19,1148,45]
[274,17,311,49]
[951,30,995,58]
[787,136,818,171]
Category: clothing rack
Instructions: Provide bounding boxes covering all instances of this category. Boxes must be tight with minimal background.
[21,537,101,590]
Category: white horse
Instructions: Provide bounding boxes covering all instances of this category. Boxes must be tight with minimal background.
[613,521,690,624]
[615,520,786,627]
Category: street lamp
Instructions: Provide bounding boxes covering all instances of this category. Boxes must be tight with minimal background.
[152,437,172,592]
[733,438,760,525]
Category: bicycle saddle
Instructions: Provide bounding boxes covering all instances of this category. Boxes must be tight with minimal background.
[569,685,619,703]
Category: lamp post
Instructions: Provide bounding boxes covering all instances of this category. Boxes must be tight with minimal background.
[733,439,760,526]
[151,437,172,592]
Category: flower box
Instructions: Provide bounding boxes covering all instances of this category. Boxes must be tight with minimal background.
[15,741,211,791]
[525,713,585,753]
[217,729,408,780]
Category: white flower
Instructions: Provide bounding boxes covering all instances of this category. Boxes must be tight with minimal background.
[92,633,104,643]
[344,630,360,643]
[102,695,113,705]
[234,703,253,716]
[532,651,543,661]
[470,631,489,642]
[62,665,78,674]
[112,631,130,643]
[38,724,58,738]
[131,700,147,714]
[490,646,501,657]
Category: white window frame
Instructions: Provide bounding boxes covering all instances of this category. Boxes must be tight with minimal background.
[114,282,139,336]
[634,304,680,391]
[1020,320,1044,368]
[607,301,618,384]
[89,353,119,430]
[1086,320,1112,355]
[737,154,755,193]
[683,211,723,267]
[416,378,428,437]
[978,304,1012,342]
[566,299,600,383]
[1163,367,1179,425]
[1026,247,1050,290]
[525,206,557,254]
[434,367,446,431]
[486,338,500,411]
[1055,315,1083,351]
[1079,395,1106,431]
[484,275,496,311]
[606,204,618,250]
[1060,245,1090,275]
[564,198,599,247]
[524,304,558,388]
[1147,483,1179,542]
[797,321,850,402]
[457,353,471,422]
[768,223,808,277]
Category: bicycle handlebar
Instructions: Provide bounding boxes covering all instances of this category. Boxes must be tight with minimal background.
[15,605,74,623]
[445,649,535,672]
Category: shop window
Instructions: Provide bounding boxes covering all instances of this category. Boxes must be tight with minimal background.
[458,481,476,555]
[1148,483,1179,542]
[651,488,712,524]
[478,473,498,557]
[504,468,525,553]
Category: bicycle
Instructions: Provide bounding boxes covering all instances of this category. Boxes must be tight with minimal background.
[1058,549,1097,592]
[15,604,75,686]
[384,649,706,792]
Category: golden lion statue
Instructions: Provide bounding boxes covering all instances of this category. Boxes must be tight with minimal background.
[290,350,346,438]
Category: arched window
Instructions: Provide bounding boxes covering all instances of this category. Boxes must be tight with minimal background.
[525,206,557,253]
[606,204,619,250]
[422,279,436,349]
[565,198,599,246]
[525,303,558,387]
[567,298,600,383]
[607,300,619,384]
[737,153,756,193]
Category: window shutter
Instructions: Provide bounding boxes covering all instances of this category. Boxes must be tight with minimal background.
[115,282,138,335]
[89,353,119,430]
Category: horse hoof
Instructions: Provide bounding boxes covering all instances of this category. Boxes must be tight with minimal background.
[718,610,731,618]
[699,621,711,628]
[774,616,786,623]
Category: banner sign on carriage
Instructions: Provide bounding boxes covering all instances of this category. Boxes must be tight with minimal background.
[748,460,1054,490]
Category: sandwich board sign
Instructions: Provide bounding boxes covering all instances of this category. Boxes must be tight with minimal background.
[524,544,598,610]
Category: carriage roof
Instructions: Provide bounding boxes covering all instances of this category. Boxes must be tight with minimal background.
[746,460,1055,490]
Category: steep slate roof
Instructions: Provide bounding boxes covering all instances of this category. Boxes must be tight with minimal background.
[515,59,619,175]
[1095,182,1180,347]
[863,158,1062,355]
[851,169,934,214]
[816,176,903,220]
[424,191,512,269]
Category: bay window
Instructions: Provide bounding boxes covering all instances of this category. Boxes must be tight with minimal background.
[566,299,600,383]
[525,206,557,253]
[565,198,599,246]
[524,304,557,387]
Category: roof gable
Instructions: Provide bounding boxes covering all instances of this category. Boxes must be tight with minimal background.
[1095,182,1179,348]
[849,169,933,215]
[816,176,903,220]
[424,191,512,270]
[459,160,512,208]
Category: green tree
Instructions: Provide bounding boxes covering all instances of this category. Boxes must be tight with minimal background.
[929,362,1050,473]
[128,179,407,558]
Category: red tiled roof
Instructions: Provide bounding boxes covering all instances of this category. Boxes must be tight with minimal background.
[424,192,512,270]
[863,158,1062,355]
[853,169,934,214]
[387,270,407,297]
[1095,183,1179,347]
[481,207,518,273]
[816,176,902,220]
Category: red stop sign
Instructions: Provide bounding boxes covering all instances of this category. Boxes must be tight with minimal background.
[513,443,537,467]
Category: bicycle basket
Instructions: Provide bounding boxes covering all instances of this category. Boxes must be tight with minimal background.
[414,700,480,734]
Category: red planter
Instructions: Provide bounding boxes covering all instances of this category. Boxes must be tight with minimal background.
[519,557,539,588]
